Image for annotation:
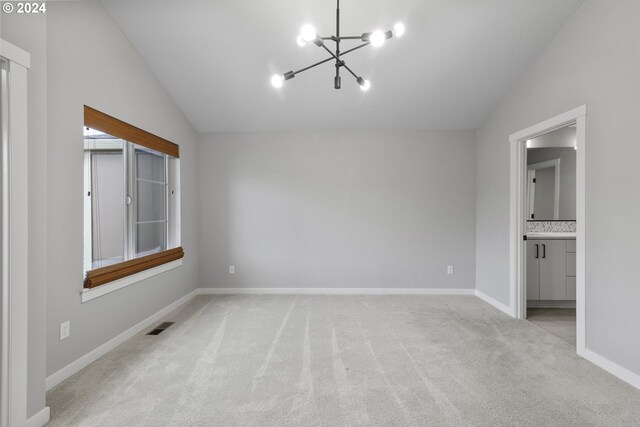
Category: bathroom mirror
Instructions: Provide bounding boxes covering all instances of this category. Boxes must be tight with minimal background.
[527,159,560,220]
[526,126,577,221]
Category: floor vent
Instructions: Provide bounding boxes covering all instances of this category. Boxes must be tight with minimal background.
[147,321,175,336]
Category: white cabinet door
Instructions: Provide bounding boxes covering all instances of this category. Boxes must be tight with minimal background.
[566,252,576,277]
[567,276,577,300]
[539,240,567,300]
[526,241,540,300]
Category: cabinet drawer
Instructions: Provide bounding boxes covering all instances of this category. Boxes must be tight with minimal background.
[566,252,576,277]
[567,277,576,300]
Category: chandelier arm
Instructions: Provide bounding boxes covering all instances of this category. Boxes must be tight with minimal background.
[320,44,340,61]
[289,42,371,77]
[321,36,362,41]
[340,61,360,80]
[317,43,362,82]
[340,42,371,56]
[293,56,335,75]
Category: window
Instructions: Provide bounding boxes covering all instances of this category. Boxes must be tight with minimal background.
[83,106,183,289]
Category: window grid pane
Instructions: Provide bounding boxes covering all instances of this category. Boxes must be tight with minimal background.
[133,144,168,258]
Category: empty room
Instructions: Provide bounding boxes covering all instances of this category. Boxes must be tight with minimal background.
[2,0,640,426]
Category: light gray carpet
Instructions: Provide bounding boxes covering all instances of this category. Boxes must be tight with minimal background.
[47,295,640,426]
[527,308,577,346]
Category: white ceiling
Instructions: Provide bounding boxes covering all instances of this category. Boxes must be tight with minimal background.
[100,0,584,133]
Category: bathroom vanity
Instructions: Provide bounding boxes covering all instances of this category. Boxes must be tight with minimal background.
[526,221,576,306]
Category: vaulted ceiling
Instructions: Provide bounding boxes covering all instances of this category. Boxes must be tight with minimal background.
[100,0,584,133]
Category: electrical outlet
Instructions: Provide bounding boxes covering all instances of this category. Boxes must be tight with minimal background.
[229,265,235,275]
[60,321,70,341]
[447,265,454,275]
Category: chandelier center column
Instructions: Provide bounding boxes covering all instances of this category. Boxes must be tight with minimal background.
[335,0,341,89]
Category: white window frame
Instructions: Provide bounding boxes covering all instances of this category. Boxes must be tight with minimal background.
[81,136,181,303]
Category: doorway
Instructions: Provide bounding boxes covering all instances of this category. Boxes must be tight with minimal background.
[525,128,577,345]
[509,105,586,355]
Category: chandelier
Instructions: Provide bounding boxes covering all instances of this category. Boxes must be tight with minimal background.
[270,0,405,91]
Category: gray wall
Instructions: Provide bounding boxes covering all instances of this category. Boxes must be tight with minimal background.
[528,147,577,220]
[46,0,199,378]
[1,10,48,419]
[199,130,476,290]
[476,0,640,374]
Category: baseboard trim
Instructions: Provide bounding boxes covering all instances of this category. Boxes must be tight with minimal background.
[198,287,476,295]
[26,406,50,427]
[475,290,514,316]
[46,289,198,391]
[527,300,576,308]
[580,348,640,390]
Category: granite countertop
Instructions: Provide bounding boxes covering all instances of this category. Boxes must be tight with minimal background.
[525,220,576,240]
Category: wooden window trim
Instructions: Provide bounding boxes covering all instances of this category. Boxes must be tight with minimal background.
[84,105,179,158]
[84,247,184,289]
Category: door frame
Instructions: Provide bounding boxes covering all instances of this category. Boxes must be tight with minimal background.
[509,105,586,355]
[1,39,30,427]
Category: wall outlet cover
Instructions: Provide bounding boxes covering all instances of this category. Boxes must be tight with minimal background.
[229,265,235,275]
[60,321,70,341]
[447,265,454,275]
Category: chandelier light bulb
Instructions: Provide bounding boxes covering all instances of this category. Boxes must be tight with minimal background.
[271,74,284,89]
[393,22,406,37]
[300,24,317,43]
[359,79,371,91]
[370,31,386,47]
[296,35,307,47]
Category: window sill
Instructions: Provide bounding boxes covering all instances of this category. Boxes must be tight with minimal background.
[84,247,184,288]
[81,259,182,303]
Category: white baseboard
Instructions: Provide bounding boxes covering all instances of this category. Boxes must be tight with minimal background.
[198,287,476,296]
[46,289,198,391]
[527,300,576,308]
[579,348,640,391]
[475,290,514,316]
[26,406,50,427]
